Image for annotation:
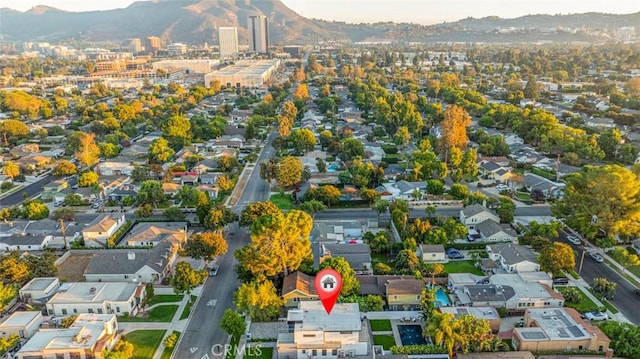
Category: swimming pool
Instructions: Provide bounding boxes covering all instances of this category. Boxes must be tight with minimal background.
[435,288,451,307]
[398,325,427,345]
[327,164,340,171]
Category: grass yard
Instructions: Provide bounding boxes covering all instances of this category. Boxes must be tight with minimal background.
[245,347,273,358]
[370,319,392,331]
[373,335,397,350]
[587,289,619,314]
[160,331,181,359]
[179,295,198,320]
[558,287,599,313]
[118,305,178,322]
[514,192,531,201]
[443,260,484,276]
[123,330,166,359]
[149,294,183,306]
[226,336,240,359]
[270,193,294,210]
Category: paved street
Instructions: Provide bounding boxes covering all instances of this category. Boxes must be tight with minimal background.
[174,130,276,359]
[0,173,53,207]
[556,231,640,324]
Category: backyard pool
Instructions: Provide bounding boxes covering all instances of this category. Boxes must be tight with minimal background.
[435,288,451,307]
[398,325,427,346]
[327,164,340,171]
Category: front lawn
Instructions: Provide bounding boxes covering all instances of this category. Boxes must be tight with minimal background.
[118,305,178,322]
[270,193,294,210]
[123,330,166,359]
[558,286,599,313]
[245,347,273,358]
[149,294,183,306]
[373,335,396,350]
[514,192,531,201]
[370,319,392,331]
[443,260,484,275]
[587,289,619,314]
[179,296,197,320]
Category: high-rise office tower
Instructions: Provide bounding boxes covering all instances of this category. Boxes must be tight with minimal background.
[128,38,143,53]
[218,27,239,59]
[247,15,269,54]
[145,36,162,53]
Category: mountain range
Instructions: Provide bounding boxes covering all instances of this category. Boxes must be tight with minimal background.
[0,0,638,45]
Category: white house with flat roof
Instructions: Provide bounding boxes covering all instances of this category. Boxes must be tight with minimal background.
[45,282,145,317]
[19,277,61,303]
[16,314,118,359]
[0,311,43,339]
[277,301,369,359]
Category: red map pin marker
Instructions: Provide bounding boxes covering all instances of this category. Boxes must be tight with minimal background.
[315,268,343,315]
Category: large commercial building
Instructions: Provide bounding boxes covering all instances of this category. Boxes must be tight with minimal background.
[145,36,162,52]
[167,43,187,56]
[152,59,220,74]
[218,27,239,59]
[248,15,269,54]
[204,59,280,88]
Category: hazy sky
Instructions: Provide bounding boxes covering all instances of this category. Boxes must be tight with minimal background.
[2,0,638,24]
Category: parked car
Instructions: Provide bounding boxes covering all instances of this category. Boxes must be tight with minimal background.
[552,276,569,285]
[566,235,581,245]
[634,288,640,296]
[496,184,509,191]
[446,248,465,259]
[589,252,604,263]
[584,311,608,321]
[209,265,219,276]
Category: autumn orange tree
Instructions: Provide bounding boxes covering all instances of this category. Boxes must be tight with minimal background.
[438,105,471,162]
[75,133,100,167]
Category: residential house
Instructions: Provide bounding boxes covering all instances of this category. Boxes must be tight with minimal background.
[512,308,611,353]
[382,180,425,200]
[439,306,501,332]
[486,243,540,273]
[0,311,43,339]
[162,182,181,197]
[60,186,101,203]
[417,244,446,262]
[199,172,218,185]
[16,314,119,359]
[455,280,563,311]
[523,173,564,198]
[45,282,146,317]
[476,156,511,167]
[479,161,510,181]
[196,184,219,199]
[81,214,127,248]
[0,234,53,251]
[476,220,518,242]
[585,117,615,129]
[120,222,187,247]
[460,204,500,230]
[276,301,369,359]
[20,277,61,303]
[42,179,68,200]
[194,160,218,174]
[386,278,426,311]
[447,273,487,291]
[24,219,60,236]
[107,185,138,203]
[0,221,29,237]
[97,161,134,176]
[281,271,318,307]
[314,243,372,275]
[83,241,177,283]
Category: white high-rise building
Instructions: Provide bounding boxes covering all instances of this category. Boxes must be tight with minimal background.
[218,27,239,59]
[247,15,269,54]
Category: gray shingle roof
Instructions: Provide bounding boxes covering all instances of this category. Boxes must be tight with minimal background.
[476,220,506,237]
[84,241,175,276]
[462,204,492,217]
[465,284,516,302]
[488,243,538,265]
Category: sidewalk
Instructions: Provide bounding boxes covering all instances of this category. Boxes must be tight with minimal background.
[568,276,631,323]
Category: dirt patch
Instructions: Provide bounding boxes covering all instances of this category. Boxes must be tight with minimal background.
[57,254,93,282]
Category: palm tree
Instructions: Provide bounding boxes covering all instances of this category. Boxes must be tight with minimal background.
[426,312,459,356]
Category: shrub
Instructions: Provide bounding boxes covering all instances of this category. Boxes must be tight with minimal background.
[390,345,447,355]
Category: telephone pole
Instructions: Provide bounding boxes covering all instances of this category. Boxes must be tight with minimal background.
[59,219,67,250]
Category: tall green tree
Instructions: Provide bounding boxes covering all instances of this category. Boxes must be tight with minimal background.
[184,231,228,262]
[539,242,575,273]
[319,257,360,297]
[220,309,246,339]
[234,279,284,322]
[239,201,281,227]
[170,262,207,296]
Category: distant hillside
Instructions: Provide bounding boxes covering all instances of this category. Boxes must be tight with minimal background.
[0,0,346,44]
[0,1,637,45]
